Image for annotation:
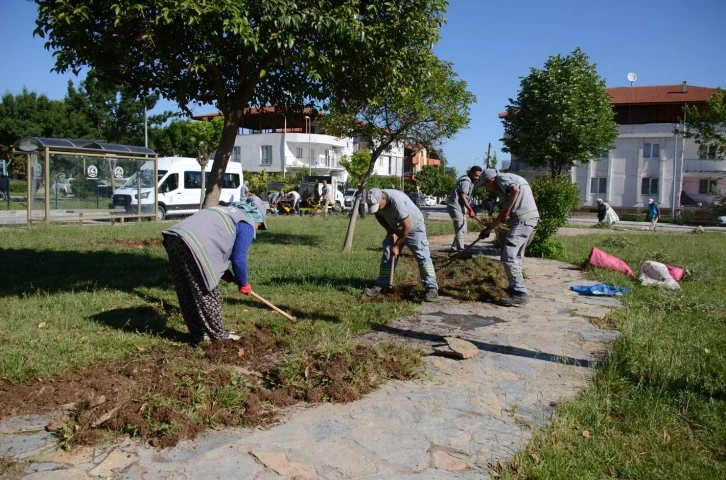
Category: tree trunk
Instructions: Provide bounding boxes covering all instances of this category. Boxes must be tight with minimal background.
[342,195,361,252]
[341,145,387,252]
[203,111,241,207]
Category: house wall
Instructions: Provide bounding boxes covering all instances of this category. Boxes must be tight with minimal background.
[573,123,680,208]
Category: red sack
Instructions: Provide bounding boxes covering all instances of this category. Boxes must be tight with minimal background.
[588,247,634,277]
[666,265,685,282]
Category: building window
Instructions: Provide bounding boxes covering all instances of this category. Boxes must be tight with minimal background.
[260,145,272,165]
[706,144,718,160]
[699,179,718,195]
[324,149,330,167]
[296,147,303,159]
[643,143,660,158]
[641,177,659,195]
[231,146,241,163]
[599,152,609,160]
[590,177,607,194]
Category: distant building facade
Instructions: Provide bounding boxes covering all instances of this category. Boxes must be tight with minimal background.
[502,83,724,212]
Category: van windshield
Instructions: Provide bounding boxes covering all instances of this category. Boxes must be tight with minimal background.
[123,170,167,188]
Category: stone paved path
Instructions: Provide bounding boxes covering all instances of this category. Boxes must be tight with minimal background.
[1,233,621,479]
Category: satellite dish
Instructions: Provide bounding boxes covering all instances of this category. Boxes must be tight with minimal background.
[627,72,637,86]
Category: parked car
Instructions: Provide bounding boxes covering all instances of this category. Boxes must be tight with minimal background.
[422,195,436,207]
[409,192,423,206]
[343,188,358,208]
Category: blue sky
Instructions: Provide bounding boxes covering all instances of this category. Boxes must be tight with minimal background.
[1,0,725,174]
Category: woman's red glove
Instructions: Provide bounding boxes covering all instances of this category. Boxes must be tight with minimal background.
[467,207,476,218]
[239,283,252,295]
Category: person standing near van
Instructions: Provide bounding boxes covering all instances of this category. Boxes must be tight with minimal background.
[162,196,267,343]
[446,166,482,253]
[321,180,332,217]
[240,180,250,198]
[648,199,660,231]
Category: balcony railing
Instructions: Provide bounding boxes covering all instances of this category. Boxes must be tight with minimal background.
[683,159,726,173]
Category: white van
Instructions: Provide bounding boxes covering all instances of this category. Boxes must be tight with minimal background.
[110,157,244,220]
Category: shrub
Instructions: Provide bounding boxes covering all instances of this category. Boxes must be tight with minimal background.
[527,175,581,258]
[9,180,27,193]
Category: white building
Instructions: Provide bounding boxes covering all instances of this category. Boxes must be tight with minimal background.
[193,108,404,184]
[504,84,724,213]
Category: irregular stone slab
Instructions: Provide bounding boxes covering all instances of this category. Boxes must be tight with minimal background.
[183,449,262,480]
[306,440,378,478]
[347,427,430,470]
[435,337,479,359]
[250,451,320,479]
[0,415,49,434]
[0,430,57,460]
[34,446,94,465]
[88,449,138,477]
[25,462,67,474]
[22,468,89,480]
[431,449,468,471]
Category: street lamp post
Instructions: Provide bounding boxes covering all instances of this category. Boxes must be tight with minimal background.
[305,115,311,177]
[281,113,287,178]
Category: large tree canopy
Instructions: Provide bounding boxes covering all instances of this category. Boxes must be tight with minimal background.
[501,48,618,176]
[35,0,448,206]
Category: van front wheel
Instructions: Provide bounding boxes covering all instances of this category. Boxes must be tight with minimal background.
[157,205,166,221]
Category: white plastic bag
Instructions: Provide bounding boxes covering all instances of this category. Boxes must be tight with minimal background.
[640,261,680,290]
[605,206,619,226]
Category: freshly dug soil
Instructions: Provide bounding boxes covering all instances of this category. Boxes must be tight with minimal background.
[0,328,423,449]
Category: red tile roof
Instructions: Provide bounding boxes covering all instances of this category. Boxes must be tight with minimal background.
[499,84,718,117]
[607,84,718,105]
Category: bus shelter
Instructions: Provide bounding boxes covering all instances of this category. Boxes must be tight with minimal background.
[12,137,158,225]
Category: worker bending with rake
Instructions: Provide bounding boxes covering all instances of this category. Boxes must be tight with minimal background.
[478,169,539,306]
[447,166,482,253]
[162,196,267,343]
[364,188,439,302]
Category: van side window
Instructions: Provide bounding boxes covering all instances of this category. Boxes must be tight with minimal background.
[161,173,179,192]
[223,174,240,189]
[184,171,202,189]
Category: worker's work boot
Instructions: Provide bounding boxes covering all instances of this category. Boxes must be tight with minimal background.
[424,288,439,302]
[498,292,529,307]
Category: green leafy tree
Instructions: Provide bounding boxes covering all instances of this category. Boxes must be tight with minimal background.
[679,88,726,161]
[415,165,444,196]
[35,0,448,207]
[0,88,67,146]
[321,56,475,251]
[340,150,372,187]
[501,48,617,177]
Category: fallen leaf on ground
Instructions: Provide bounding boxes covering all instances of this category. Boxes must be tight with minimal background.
[529,453,540,464]
[237,348,245,357]
[567,445,576,455]
[582,430,591,439]
[136,346,146,353]
[38,322,47,329]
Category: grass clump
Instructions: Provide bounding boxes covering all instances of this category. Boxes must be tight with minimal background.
[501,232,726,479]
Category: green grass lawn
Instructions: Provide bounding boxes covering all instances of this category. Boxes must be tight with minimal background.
[503,232,726,479]
[0,216,452,383]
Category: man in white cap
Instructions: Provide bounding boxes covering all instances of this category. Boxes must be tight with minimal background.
[648,198,660,231]
[364,188,439,302]
[478,169,539,306]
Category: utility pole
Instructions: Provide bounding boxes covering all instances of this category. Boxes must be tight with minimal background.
[485,143,491,167]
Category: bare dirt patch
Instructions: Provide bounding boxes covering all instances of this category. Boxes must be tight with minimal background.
[0,329,423,449]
